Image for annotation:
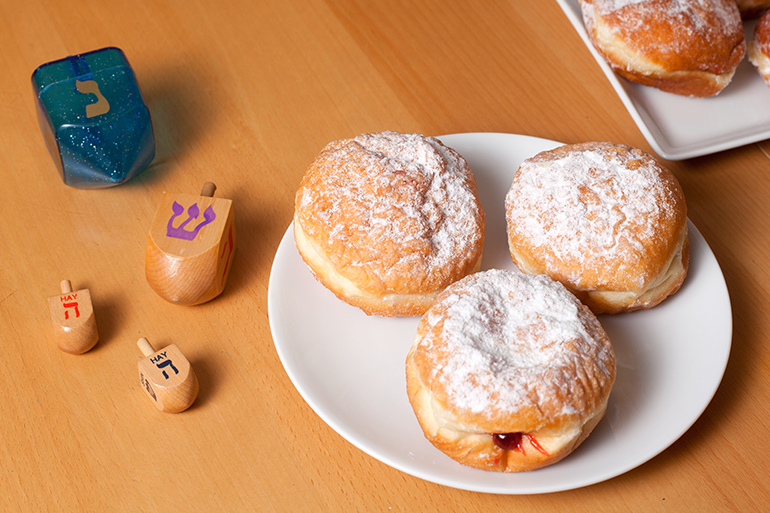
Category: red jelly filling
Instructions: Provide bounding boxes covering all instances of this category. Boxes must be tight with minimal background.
[492,433,549,456]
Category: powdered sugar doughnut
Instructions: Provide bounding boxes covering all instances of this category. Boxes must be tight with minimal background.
[405,269,616,472]
[505,142,688,314]
[749,10,770,85]
[294,131,485,317]
[580,0,746,97]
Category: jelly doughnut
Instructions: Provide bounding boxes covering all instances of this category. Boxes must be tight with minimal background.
[405,269,616,472]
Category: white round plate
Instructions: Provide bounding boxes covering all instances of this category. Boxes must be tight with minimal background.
[267,133,732,494]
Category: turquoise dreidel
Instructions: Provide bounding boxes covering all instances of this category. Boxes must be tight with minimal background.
[31,47,155,188]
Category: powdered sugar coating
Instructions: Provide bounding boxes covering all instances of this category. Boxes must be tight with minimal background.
[505,142,686,291]
[413,269,615,428]
[295,131,484,294]
[580,0,744,73]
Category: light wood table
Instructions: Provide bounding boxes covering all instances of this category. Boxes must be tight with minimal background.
[1,0,767,511]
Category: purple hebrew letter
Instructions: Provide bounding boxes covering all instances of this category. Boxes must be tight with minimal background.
[166,201,217,241]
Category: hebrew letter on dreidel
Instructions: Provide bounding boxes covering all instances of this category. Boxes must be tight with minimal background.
[156,359,179,379]
[62,301,80,319]
[75,79,110,118]
[166,202,217,241]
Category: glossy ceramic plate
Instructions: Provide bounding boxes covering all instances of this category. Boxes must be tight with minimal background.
[267,133,732,494]
[557,0,770,160]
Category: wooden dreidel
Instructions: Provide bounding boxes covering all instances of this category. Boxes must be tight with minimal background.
[47,280,98,354]
[137,337,199,413]
[145,182,236,305]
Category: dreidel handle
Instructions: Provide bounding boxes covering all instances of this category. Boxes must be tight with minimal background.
[200,182,216,197]
[60,280,73,294]
[137,337,155,357]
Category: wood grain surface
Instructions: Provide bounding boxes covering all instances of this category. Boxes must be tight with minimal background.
[1,0,768,511]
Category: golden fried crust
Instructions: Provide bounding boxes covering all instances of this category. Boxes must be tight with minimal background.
[405,270,616,472]
[749,11,770,85]
[580,0,746,97]
[294,131,485,317]
[505,142,688,315]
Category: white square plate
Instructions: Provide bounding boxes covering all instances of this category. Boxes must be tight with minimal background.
[557,0,770,160]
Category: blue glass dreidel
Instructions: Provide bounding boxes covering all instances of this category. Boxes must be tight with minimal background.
[31,47,155,188]
[137,337,198,413]
[145,182,236,306]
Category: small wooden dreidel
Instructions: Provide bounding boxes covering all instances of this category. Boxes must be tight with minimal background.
[48,280,98,354]
[145,182,236,305]
[137,337,199,413]
[31,47,155,188]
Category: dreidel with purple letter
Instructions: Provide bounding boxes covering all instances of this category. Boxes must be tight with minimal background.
[145,182,236,305]
[137,337,198,413]
[48,280,98,354]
